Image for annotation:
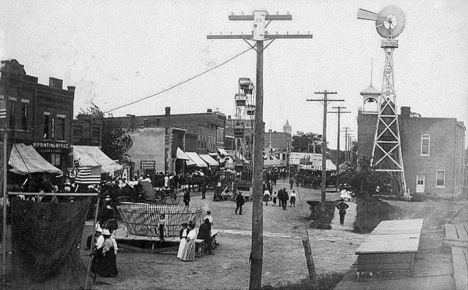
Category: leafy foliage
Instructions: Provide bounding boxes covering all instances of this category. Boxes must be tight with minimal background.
[79,102,133,164]
[291,132,323,153]
[354,195,401,233]
[338,158,389,196]
[101,120,133,163]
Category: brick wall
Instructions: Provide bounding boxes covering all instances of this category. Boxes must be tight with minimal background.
[358,108,466,196]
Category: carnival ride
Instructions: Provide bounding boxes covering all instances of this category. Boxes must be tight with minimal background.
[232,77,255,191]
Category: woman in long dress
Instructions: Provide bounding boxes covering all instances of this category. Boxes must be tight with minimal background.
[97,229,118,277]
[181,223,197,262]
[177,223,188,259]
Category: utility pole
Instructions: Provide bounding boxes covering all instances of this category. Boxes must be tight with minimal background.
[208,11,312,290]
[341,127,353,162]
[307,91,343,210]
[329,106,350,190]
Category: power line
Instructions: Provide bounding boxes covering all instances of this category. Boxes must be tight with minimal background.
[104,47,254,114]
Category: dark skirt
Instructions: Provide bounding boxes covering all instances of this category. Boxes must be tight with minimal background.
[92,247,118,277]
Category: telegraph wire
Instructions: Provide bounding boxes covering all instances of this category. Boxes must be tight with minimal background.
[104,46,254,114]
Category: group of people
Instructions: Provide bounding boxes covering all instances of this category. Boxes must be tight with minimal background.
[177,211,216,262]
[264,188,297,210]
[90,223,119,280]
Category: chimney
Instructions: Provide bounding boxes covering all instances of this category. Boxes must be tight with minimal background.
[165,107,171,116]
[207,109,212,113]
[401,106,411,118]
[67,86,76,93]
[228,115,231,119]
[49,77,63,89]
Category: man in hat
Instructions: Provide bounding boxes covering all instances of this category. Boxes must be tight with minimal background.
[235,192,245,215]
[336,199,349,225]
[197,218,213,255]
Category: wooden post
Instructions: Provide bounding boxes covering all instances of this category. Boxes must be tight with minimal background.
[249,39,264,290]
[84,196,100,290]
[307,91,342,210]
[301,235,318,288]
[1,118,7,285]
[329,106,351,190]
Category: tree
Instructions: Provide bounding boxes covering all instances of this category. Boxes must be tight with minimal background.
[79,103,133,164]
[338,158,389,196]
[291,132,323,153]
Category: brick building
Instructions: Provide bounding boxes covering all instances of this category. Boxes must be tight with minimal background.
[72,114,102,147]
[357,106,465,197]
[0,59,75,173]
[106,107,226,173]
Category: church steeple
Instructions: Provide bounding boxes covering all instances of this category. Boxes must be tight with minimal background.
[283,120,292,135]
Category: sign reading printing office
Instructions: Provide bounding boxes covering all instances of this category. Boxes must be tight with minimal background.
[140,160,156,170]
[33,141,70,153]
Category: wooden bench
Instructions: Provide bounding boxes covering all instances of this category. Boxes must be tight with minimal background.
[195,230,219,257]
[445,224,468,290]
[355,219,423,278]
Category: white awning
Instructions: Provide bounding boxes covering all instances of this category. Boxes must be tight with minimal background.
[176,147,190,160]
[199,154,219,166]
[9,143,62,175]
[72,145,123,174]
[185,152,208,167]
[217,148,230,157]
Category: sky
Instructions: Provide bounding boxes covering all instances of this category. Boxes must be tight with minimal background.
[1,0,467,150]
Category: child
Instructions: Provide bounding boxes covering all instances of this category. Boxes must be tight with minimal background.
[158,214,167,242]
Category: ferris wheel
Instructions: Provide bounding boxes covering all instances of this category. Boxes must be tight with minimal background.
[233,77,255,161]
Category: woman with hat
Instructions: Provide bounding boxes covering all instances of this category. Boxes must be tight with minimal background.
[177,222,189,259]
[95,229,118,277]
[180,222,197,262]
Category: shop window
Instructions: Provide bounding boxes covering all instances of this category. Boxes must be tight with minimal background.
[436,170,445,187]
[51,154,61,167]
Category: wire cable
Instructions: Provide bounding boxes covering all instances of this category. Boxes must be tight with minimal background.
[104,47,254,114]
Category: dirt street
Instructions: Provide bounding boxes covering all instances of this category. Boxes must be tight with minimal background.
[83,181,366,290]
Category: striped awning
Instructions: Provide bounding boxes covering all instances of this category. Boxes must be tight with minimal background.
[185,152,208,168]
[264,159,285,167]
[176,147,190,160]
[199,154,219,166]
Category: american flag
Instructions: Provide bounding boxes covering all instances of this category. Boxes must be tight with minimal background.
[0,95,6,119]
[75,165,102,184]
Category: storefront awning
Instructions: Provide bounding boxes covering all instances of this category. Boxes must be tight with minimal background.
[72,145,123,174]
[185,152,208,168]
[176,147,190,160]
[299,160,336,171]
[9,143,62,175]
[264,159,285,167]
[199,154,219,166]
[217,148,230,157]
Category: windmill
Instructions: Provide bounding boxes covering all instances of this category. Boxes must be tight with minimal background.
[357,6,408,196]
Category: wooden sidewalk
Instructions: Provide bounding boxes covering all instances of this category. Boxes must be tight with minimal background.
[445,223,468,290]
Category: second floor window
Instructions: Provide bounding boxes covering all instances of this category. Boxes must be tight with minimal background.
[421,134,430,155]
[91,126,101,139]
[56,116,66,140]
[9,101,16,128]
[21,101,28,130]
[43,113,50,139]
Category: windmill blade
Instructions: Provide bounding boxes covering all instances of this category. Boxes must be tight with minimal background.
[357,8,380,21]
